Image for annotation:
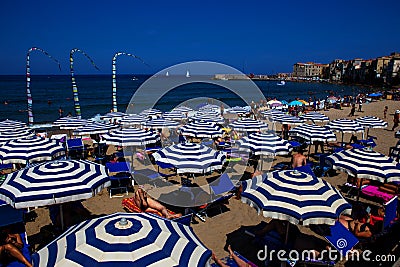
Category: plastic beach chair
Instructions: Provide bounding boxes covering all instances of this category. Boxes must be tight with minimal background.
[383,196,398,229]
[66,138,85,159]
[192,173,235,222]
[106,162,132,198]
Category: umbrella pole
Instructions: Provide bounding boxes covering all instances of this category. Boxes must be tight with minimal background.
[280,222,290,267]
[60,204,65,231]
[307,142,311,160]
[356,177,363,202]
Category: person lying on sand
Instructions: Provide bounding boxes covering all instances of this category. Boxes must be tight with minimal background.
[134,188,181,219]
[212,245,250,267]
[0,228,32,267]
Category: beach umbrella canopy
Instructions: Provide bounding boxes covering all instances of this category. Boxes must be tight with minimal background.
[288,100,303,106]
[162,111,186,121]
[139,108,163,118]
[0,129,35,145]
[290,124,336,142]
[32,212,211,267]
[189,114,225,124]
[326,119,364,135]
[326,148,400,183]
[0,120,28,132]
[73,122,119,135]
[0,136,65,164]
[102,128,160,147]
[152,142,226,174]
[171,106,194,113]
[53,117,91,130]
[235,132,292,156]
[119,114,148,126]
[100,112,127,123]
[261,109,286,118]
[226,106,248,114]
[228,119,269,132]
[266,100,283,107]
[0,160,110,209]
[241,170,351,225]
[144,119,180,129]
[179,121,223,139]
[355,116,388,129]
[368,93,382,97]
[326,96,338,103]
[300,112,329,123]
[198,104,220,113]
[271,115,305,125]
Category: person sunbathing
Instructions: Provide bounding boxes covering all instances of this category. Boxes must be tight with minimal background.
[212,245,250,267]
[134,188,181,219]
[0,228,32,267]
[339,214,374,239]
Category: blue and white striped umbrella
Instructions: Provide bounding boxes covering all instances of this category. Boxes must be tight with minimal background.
[195,110,221,117]
[235,132,292,155]
[53,117,91,130]
[102,128,160,147]
[189,114,225,124]
[261,109,286,118]
[290,123,336,142]
[73,122,119,135]
[326,119,364,133]
[119,114,148,126]
[139,108,163,118]
[0,136,65,164]
[326,148,400,183]
[153,142,226,174]
[300,112,329,123]
[172,106,193,113]
[32,212,211,267]
[272,115,305,125]
[0,160,110,209]
[100,112,127,123]
[162,111,186,121]
[0,120,28,132]
[241,170,351,225]
[355,116,388,129]
[144,119,180,129]
[229,119,269,132]
[179,121,223,139]
[0,129,34,145]
[198,104,220,113]
[226,106,248,114]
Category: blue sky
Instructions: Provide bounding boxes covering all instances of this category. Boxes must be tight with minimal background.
[1,0,399,75]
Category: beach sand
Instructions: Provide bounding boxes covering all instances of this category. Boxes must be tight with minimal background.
[24,99,399,265]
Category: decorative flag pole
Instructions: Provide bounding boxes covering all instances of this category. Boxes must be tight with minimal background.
[111,52,149,112]
[26,47,61,126]
[70,48,99,119]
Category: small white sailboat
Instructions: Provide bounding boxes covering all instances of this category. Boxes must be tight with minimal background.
[166,71,169,77]
[277,80,286,86]
[186,70,190,78]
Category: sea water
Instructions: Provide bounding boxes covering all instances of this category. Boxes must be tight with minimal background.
[0,75,367,124]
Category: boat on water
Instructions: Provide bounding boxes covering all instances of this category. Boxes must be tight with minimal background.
[186,70,190,78]
[277,80,286,86]
[131,77,138,81]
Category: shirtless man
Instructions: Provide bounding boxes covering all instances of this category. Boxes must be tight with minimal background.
[291,150,306,169]
[134,188,181,219]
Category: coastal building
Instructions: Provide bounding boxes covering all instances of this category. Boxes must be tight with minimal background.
[293,62,328,79]
[386,53,400,85]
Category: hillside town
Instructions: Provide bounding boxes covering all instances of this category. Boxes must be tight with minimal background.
[291,52,400,86]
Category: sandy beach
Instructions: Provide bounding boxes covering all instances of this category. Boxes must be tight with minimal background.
[23,99,399,266]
